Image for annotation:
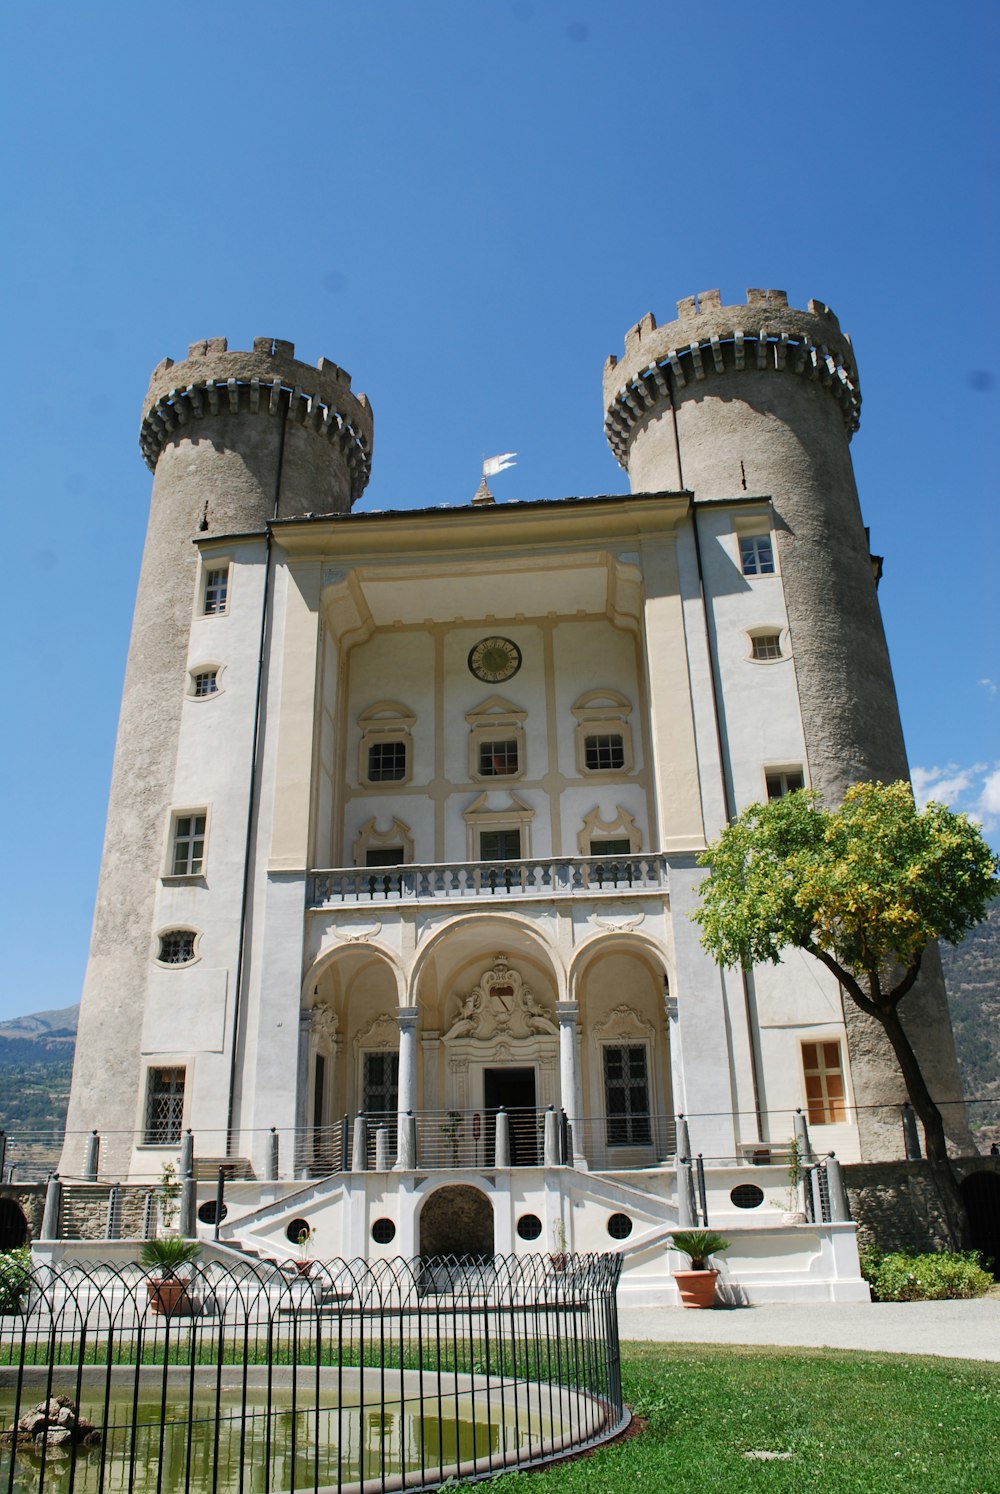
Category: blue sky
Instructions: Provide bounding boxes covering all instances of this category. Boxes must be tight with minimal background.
[0,1,996,1023]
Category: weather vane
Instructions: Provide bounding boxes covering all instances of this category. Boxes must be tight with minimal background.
[472,451,517,506]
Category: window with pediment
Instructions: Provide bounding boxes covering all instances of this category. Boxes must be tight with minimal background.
[358,701,415,788]
[466,696,527,783]
[572,689,634,777]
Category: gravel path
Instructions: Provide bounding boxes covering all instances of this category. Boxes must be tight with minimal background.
[617,1297,1000,1361]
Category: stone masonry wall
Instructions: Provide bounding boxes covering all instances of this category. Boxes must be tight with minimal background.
[846,1158,1000,1253]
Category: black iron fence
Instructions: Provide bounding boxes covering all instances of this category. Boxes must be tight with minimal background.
[0,1253,625,1493]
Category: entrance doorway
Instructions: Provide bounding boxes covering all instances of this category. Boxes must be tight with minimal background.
[960,1171,1000,1279]
[484,1067,538,1166]
[419,1185,494,1262]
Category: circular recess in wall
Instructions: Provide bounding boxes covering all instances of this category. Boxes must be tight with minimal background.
[516,1213,543,1241]
[197,1200,227,1225]
[730,1184,765,1210]
[607,1213,633,1240]
[371,1218,396,1245]
[285,1217,312,1244]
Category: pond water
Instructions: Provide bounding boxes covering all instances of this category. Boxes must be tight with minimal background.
[2,1379,557,1493]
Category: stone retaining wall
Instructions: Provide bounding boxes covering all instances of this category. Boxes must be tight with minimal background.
[846,1158,1000,1253]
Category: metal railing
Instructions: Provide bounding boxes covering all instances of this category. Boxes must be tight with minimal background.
[0,1254,625,1493]
[308,853,668,907]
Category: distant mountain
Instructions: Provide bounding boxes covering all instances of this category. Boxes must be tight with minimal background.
[0,1003,79,1068]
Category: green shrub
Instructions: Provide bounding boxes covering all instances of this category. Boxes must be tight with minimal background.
[0,1247,33,1313]
[860,1247,993,1301]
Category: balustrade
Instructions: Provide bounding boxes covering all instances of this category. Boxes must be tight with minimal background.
[308,854,668,908]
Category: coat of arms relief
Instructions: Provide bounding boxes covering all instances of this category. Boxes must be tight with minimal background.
[443,954,558,1043]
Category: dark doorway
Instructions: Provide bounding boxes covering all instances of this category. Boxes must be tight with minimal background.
[419,1185,494,1263]
[960,1171,1000,1278]
[484,1067,538,1166]
[0,1198,28,1250]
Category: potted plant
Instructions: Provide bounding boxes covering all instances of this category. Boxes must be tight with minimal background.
[669,1230,730,1308]
[773,1136,806,1224]
[157,1160,182,1234]
[549,1218,568,1273]
[139,1235,200,1316]
[294,1225,315,1277]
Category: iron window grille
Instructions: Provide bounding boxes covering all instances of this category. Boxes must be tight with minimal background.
[144,1066,185,1144]
[158,930,196,965]
[192,670,219,698]
[603,1044,653,1146]
[479,828,522,861]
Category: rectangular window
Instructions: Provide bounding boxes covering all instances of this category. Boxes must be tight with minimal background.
[203,567,229,615]
[478,739,519,776]
[365,847,405,867]
[751,633,782,661]
[479,828,522,861]
[192,670,219,698]
[603,1044,652,1146]
[590,838,633,857]
[171,813,206,876]
[740,534,775,575]
[766,769,805,799]
[363,1051,399,1119]
[584,733,625,771]
[367,740,407,782]
[802,1041,847,1124]
[144,1066,185,1145]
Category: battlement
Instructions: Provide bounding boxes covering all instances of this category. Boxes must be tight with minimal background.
[140,338,373,499]
[603,289,860,470]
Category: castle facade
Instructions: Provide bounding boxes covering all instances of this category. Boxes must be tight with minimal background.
[60,290,969,1299]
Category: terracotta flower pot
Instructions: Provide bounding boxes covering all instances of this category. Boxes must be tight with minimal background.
[673,1268,719,1308]
[146,1277,193,1317]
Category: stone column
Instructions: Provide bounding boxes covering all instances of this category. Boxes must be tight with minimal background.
[556,1002,580,1132]
[396,1007,420,1162]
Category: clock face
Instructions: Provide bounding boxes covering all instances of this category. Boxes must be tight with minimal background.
[468,636,522,683]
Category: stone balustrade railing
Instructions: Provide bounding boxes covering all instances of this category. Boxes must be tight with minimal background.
[307,854,668,908]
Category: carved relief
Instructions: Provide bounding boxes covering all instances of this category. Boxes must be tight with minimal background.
[592,1004,656,1041]
[308,1001,339,1043]
[443,953,557,1042]
[353,1012,399,1053]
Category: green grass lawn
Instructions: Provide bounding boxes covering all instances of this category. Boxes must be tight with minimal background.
[463,1341,1000,1494]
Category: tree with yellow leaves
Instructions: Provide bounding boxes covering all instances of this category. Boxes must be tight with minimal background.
[695,781,999,1249]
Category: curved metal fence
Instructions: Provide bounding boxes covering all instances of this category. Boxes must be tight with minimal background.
[0,1252,625,1492]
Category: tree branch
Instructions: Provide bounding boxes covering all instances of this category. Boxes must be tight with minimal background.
[803,942,880,1018]
[888,950,924,1008]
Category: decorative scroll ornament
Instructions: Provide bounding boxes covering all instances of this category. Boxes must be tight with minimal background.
[332,920,382,942]
[444,953,557,1042]
[592,1004,656,1041]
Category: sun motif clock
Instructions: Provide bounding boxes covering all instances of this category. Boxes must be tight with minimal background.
[468,636,522,683]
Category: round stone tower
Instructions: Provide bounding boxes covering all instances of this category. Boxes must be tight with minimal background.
[63,339,372,1176]
[604,289,970,1159]
[603,287,905,805]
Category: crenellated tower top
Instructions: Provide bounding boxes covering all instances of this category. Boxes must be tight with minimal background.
[140,336,374,504]
[603,289,860,472]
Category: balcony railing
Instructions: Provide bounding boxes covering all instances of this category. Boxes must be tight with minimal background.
[307,854,668,908]
[294,1108,678,1175]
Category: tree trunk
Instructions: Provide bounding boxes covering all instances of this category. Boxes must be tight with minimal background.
[878,1003,971,1250]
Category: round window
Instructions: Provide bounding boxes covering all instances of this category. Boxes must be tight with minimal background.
[607,1213,633,1240]
[197,1200,227,1225]
[730,1184,765,1210]
[516,1214,543,1241]
[285,1217,312,1244]
[371,1218,396,1245]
